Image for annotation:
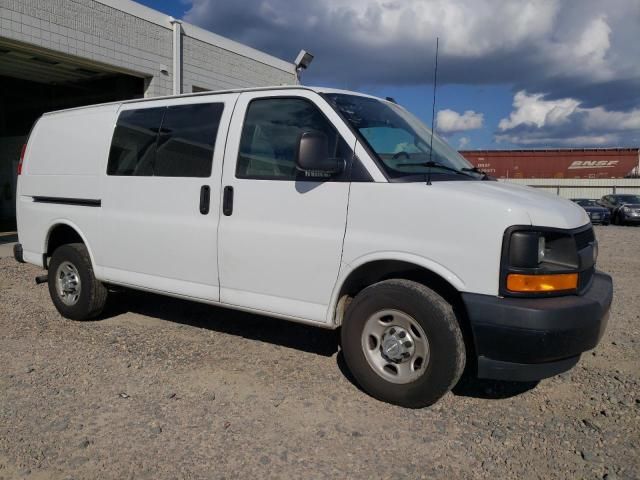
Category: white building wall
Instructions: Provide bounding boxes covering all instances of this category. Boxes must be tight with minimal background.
[0,0,296,221]
[0,0,296,97]
[0,0,174,95]
[182,35,294,92]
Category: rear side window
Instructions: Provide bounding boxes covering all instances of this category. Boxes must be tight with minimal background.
[107,107,164,176]
[236,98,340,180]
[107,103,223,177]
[154,103,223,177]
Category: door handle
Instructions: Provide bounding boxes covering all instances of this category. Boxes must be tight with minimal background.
[223,186,234,216]
[199,185,210,215]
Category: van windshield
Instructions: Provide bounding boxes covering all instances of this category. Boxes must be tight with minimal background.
[324,93,475,180]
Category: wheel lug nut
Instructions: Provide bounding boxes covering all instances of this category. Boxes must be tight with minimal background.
[398,331,406,338]
[404,341,412,348]
[389,328,395,335]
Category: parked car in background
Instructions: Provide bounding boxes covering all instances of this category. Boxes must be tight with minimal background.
[598,194,640,225]
[571,199,610,225]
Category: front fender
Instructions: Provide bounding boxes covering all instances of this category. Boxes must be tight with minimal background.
[325,251,466,325]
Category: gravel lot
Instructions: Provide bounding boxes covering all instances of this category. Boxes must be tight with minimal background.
[1,225,638,479]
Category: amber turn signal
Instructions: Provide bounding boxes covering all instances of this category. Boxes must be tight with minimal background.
[506,273,578,292]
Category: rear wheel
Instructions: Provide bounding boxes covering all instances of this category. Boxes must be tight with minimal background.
[48,243,108,320]
[340,279,465,408]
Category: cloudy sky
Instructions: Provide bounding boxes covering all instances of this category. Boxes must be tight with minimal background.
[143,0,640,149]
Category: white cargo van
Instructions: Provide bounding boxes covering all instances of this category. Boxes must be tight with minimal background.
[15,86,612,407]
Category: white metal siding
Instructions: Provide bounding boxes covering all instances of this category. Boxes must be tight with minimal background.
[500,178,640,199]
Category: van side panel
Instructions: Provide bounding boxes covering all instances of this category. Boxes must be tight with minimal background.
[26,106,119,176]
[17,105,120,271]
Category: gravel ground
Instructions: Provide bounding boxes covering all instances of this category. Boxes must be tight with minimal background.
[1,225,638,479]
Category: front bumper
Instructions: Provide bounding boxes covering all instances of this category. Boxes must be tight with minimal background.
[462,271,613,382]
[588,212,609,224]
[621,214,640,223]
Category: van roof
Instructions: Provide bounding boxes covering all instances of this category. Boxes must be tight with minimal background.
[41,85,383,116]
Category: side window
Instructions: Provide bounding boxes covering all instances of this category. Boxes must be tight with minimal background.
[107,103,223,177]
[154,103,223,177]
[107,107,164,176]
[236,98,341,180]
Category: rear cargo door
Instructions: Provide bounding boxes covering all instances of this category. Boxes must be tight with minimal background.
[100,94,238,300]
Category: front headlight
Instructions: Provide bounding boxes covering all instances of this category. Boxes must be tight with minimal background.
[508,230,576,269]
[537,236,546,263]
[501,227,589,296]
[622,206,631,213]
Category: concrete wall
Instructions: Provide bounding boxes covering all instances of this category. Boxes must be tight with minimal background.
[1,0,173,95]
[0,0,296,221]
[182,35,294,92]
[0,0,296,97]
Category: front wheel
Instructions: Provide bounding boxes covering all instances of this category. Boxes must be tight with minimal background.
[341,279,466,408]
[48,243,108,320]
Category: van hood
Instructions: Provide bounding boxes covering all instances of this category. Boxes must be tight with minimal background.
[427,180,589,229]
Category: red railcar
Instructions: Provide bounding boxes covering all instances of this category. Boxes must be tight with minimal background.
[459,148,639,179]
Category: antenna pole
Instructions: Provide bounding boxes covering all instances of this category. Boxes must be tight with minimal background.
[427,37,439,186]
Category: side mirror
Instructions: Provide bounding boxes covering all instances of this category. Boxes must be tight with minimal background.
[295,132,342,175]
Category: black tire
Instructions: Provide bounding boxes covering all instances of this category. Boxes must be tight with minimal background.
[48,243,108,320]
[341,279,466,408]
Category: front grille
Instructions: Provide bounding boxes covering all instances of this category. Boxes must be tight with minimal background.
[574,227,595,250]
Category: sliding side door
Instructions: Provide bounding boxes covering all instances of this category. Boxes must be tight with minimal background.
[100,94,237,301]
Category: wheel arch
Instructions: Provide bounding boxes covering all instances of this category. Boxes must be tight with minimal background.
[329,253,476,368]
[328,253,466,327]
[44,220,97,270]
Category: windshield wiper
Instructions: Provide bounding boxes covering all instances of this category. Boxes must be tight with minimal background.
[396,161,473,177]
[461,166,490,180]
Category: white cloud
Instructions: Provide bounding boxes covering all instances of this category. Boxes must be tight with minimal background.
[496,90,640,146]
[498,92,580,130]
[184,0,640,145]
[184,0,640,110]
[437,109,483,134]
[457,136,470,149]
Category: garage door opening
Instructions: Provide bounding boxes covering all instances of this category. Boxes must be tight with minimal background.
[0,41,145,226]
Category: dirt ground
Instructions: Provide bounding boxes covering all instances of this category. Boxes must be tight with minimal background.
[1,225,638,479]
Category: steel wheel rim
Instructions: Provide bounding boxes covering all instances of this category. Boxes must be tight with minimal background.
[55,261,81,306]
[361,309,430,384]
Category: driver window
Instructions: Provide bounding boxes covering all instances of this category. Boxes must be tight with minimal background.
[236,97,340,180]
